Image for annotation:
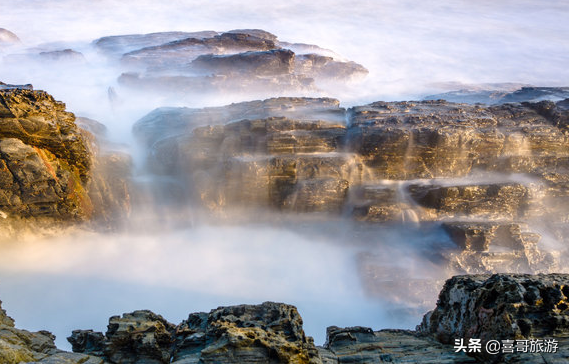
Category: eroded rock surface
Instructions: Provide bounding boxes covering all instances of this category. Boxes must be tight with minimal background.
[0,85,131,236]
[418,274,569,363]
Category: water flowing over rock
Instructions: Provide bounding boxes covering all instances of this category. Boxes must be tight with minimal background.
[134,96,569,278]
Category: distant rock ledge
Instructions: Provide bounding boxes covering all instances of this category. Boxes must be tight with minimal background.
[1,273,568,363]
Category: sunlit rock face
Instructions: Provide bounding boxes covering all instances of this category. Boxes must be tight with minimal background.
[418,274,569,363]
[0,85,131,235]
[93,29,368,95]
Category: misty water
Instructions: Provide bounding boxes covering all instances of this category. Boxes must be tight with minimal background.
[1,0,569,350]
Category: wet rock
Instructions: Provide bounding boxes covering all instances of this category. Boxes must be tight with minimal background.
[408,182,531,220]
[441,222,556,274]
[418,274,569,363]
[347,100,569,179]
[106,29,367,95]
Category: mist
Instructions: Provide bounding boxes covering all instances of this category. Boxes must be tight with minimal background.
[1,0,569,352]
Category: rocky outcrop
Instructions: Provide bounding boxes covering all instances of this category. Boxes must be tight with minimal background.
[0,85,131,235]
[69,302,322,364]
[3,274,569,363]
[0,300,104,364]
[418,274,569,363]
[94,29,367,95]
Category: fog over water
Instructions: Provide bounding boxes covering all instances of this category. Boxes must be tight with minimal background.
[1,0,569,350]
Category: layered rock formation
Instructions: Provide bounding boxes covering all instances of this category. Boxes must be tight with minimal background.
[93,29,367,95]
[0,84,131,236]
[134,96,569,279]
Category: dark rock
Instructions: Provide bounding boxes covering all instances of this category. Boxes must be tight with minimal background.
[418,274,569,362]
[408,182,531,220]
[121,31,277,69]
[67,330,106,356]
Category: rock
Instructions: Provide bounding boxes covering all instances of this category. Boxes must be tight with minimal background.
[347,100,569,179]
[0,300,70,364]
[424,86,569,105]
[441,222,557,274]
[67,330,106,357]
[94,31,218,57]
[104,310,175,364]
[418,274,569,363]
[319,327,476,363]
[0,85,131,234]
[121,31,278,69]
[39,49,86,63]
[408,182,531,220]
[69,302,321,364]
[134,98,364,212]
[102,29,367,95]
[190,49,295,76]
[0,28,20,46]
[177,302,321,364]
[0,300,15,327]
